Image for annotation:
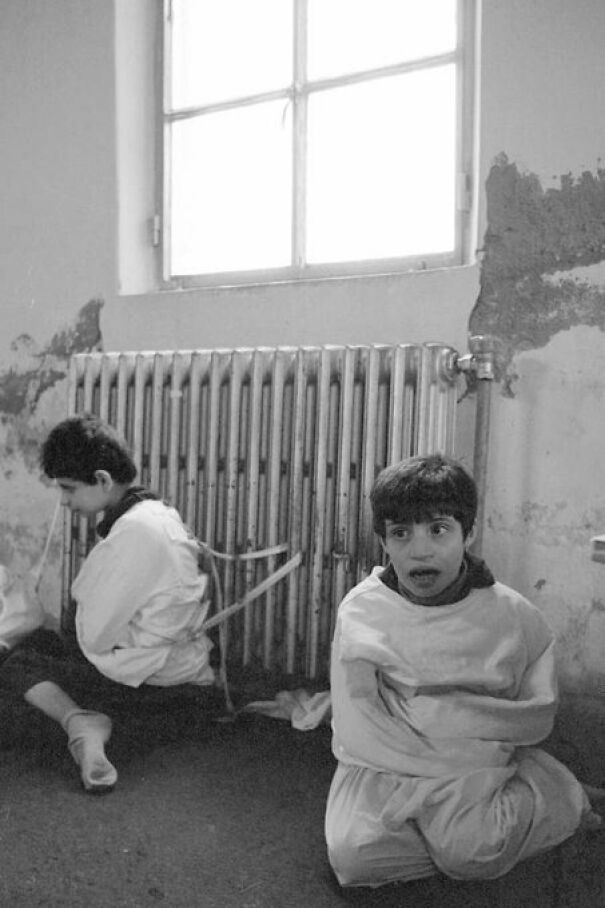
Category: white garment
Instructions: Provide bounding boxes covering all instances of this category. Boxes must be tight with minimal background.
[0,565,46,649]
[72,499,214,688]
[244,689,332,730]
[326,567,589,886]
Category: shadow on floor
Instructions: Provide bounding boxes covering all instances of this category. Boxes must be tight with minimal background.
[0,692,602,907]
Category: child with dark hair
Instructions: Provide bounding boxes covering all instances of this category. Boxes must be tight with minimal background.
[0,414,217,793]
[326,453,602,887]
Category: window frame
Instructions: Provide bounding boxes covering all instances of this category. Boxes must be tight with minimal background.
[158,0,478,290]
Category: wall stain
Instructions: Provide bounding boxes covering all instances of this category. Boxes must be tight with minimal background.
[558,607,591,676]
[0,298,103,480]
[488,502,605,548]
[0,298,103,417]
[0,520,47,568]
[46,297,103,359]
[470,155,605,394]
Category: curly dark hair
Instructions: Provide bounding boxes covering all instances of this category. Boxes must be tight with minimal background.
[41,414,137,484]
[370,454,477,539]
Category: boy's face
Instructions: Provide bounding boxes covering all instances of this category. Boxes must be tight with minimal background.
[55,472,115,516]
[381,514,473,602]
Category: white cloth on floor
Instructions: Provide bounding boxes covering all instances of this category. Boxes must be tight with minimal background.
[325,567,589,886]
[244,688,331,730]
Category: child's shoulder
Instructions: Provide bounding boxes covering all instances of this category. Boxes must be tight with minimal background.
[112,498,182,539]
[482,579,552,632]
[337,567,393,614]
[489,579,538,610]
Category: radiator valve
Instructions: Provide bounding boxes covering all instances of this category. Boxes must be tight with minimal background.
[456,335,505,385]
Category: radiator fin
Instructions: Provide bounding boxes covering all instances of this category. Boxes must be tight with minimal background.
[65,343,461,682]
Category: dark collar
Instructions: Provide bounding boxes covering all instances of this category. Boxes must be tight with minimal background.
[96,486,159,538]
[379,552,495,607]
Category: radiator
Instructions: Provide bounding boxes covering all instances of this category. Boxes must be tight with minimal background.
[65,343,463,682]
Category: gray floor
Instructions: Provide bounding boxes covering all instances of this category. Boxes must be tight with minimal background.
[0,694,602,907]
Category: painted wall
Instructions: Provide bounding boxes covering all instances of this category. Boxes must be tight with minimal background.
[1,0,605,693]
[472,0,605,691]
[0,1,114,615]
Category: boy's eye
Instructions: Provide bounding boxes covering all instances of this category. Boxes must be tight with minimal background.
[430,522,450,536]
[389,526,410,539]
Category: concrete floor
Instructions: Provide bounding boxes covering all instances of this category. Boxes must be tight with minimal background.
[0,692,602,907]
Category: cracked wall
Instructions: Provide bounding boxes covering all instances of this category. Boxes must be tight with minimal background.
[473,155,605,690]
[0,299,102,419]
[1,0,604,692]
[0,300,103,609]
[0,0,115,617]
[470,155,605,393]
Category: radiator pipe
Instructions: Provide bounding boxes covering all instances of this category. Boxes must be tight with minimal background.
[456,335,499,557]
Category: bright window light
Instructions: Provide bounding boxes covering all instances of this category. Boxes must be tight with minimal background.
[170,0,292,109]
[307,0,456,79]
[306,66,456,263]
[163,0,473,283]
[171,101,292,275]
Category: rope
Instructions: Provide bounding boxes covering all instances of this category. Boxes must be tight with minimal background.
[197,543,302,717]
[201,552,302,632]
[33,498,61,594]
[198,541,289,562]
[204,550,235,716]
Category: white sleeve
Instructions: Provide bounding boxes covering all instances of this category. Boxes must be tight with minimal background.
[431,600,558,744]
[407,638,558,744]
[74,520,171,654]
[330,627,445,776]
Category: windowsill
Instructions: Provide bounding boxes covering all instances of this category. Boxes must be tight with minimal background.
[118,260,477,299]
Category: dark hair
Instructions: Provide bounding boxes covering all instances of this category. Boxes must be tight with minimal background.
[370,454,477,539]
[41,414,137,484]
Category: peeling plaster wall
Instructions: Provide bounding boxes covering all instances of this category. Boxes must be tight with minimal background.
[0,1,115,616]
[0,0,478,622]
[474,0,605,690]
[0,302,105,616]
[478,328,605,689]
[3,0,605,694]
[471,158,605,391]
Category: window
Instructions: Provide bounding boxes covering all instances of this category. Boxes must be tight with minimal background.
[161,0,476,286]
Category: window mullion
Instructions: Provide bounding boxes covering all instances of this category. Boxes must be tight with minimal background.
[292,0,307,269]
[161,0,173,284]
[160,0,473,285]
[168,87,292,122]
[457,0,478,265]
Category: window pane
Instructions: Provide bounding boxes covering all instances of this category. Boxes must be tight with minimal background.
[308,0,456,81]
[306,66,456,264]
[170,101,292,275]
[171,0,293,109]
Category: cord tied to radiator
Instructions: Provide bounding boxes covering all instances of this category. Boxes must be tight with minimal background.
[196,541,302,716]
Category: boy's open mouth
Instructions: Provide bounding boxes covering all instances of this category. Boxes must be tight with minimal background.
[408,568,440,586]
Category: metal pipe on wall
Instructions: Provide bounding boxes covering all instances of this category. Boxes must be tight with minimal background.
[457,335,499,557]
